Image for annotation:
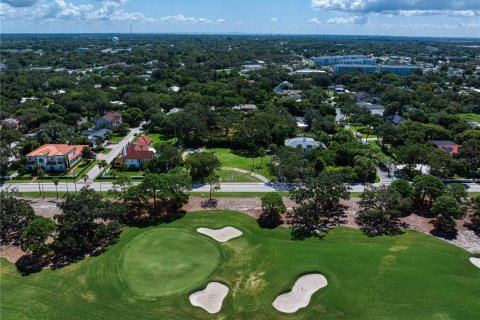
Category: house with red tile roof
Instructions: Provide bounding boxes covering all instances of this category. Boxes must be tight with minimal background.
[26,144,88,172]
[431,140,460,154]
[115,136,155,169]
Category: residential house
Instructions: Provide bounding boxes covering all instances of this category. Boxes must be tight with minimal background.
[233,104,257,111]
[1,117,20,129]
[95,112,122,130]
[284,136,325,154]
[81,129,111,146]
[26,144,87,172]
[357,102,385,116]
[431,140,460,154]
[385,112,406,126]
[290,68,326,76]
[167,108,182,115]
[115,136,155,169]
[240,64,265,74]
[468,121,480,129]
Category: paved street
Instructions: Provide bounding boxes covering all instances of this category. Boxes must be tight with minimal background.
[85,124,144,181]
[3,181,480,194]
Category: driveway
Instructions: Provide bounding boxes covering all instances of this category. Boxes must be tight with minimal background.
[86,124,144,181]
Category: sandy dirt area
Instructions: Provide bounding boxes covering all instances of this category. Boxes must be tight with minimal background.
[469,257,480,269]
[197,227,243,242]
[189,282,229,314]
[272,274,328,313]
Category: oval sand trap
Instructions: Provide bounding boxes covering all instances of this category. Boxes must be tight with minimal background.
[197,227,243,242]
[272,274,328,313]
[470,257,480,269]
[189,282,229,313]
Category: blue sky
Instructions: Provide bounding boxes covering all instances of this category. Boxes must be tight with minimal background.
[0,0,479,37]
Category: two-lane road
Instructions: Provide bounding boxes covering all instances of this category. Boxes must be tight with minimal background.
[3,181,480,194]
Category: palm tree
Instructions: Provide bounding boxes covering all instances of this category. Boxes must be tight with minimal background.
[97,160,108,192]
[52,177,59,199]
[82,174,89,188]
[34,163,43,197]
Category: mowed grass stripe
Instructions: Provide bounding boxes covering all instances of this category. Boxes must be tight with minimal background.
[1,211,480,319]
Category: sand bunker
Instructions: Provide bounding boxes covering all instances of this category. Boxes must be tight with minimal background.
[189,282,229,313]
[196,227,243,242]
[470,257,480,269]
[272,274,328,313]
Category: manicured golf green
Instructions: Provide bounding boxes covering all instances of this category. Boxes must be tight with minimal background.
[122,229,221,297]
[1,211,479,319]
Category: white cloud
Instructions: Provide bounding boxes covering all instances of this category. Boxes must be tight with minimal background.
[270,17,278,22]
[1,0,150,23]
[159,14,222,24]
[326,15,368,24]
[308,17,322,25]
[311,0,480,16]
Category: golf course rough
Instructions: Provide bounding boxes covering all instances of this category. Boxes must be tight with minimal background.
[121,228,221,297]
[2,211,480,320]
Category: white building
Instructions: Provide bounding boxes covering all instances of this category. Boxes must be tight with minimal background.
[26,144,87,172]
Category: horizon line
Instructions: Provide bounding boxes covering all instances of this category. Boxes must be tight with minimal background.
[1,32,479,40]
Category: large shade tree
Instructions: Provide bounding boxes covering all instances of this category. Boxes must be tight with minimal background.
[287,172,350,239]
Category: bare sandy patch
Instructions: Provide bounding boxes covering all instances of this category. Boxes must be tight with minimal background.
[0,245,26,263]
[470,257,480,269]
[189,282,229,314]
[197,227,243,242]
[272,274,327,313]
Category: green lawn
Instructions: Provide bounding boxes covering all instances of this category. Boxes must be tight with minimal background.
[368,141,394,162]
[122,229,221,298]
[458,113,480,123]
[349,125,378,139]
[208,148,272,180]
[10,160,96,182]
[1,211,479,319]
[100,148,112,154]
[109,135,125,144]
[218,169,261,183]
[147,133,177,145]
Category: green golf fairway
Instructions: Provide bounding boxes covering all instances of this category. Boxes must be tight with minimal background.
[121,229,221,297]
[1,211,479,319]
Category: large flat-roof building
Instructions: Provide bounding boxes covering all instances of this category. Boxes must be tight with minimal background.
[335,64,418,76]
[312,55,375,66]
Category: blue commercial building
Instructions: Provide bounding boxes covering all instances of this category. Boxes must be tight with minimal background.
[334,64,418,76]
[334,64,377,74]
[312,55,375,66]
[378,65,418,76]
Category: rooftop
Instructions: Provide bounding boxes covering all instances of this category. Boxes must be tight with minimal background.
[26,144,87,160]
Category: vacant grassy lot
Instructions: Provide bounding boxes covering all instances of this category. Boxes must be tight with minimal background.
[218,169,261,182]
[458,113,480,123]
[208,148,272,179]
[147,133,177,145]
[1,211,479,319]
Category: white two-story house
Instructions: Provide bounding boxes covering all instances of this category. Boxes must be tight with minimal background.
[26,144,87,172]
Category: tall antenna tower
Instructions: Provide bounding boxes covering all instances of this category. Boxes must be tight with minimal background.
[130,24,133,33]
